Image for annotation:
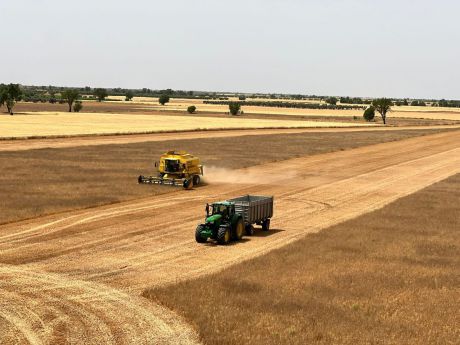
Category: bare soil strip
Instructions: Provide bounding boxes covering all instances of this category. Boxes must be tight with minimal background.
[0,130,458,343]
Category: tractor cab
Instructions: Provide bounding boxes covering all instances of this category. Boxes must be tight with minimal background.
[207,202,235,220]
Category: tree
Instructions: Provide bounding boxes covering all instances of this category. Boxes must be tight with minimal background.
[73,101,83,112]
[61,89,80,112]
[125,91,134,101]
[238,95,246,101]
[363,106,375,122]
[94,88,108,102]
[372,98,392,125]
[325,97,338,105]
[0,84,22,115]
[159,94,170,105]
[229,102,241,115]
[187,105,197,114]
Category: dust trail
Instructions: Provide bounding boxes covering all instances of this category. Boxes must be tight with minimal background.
[203,166,298,185]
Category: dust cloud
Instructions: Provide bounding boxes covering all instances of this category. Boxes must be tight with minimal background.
[203,166,297,185]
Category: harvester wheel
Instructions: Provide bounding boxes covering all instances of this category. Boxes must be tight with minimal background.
[217,225,231,245]
[262,219,271,231]
[195,225,207,243]
[245,224,255,236]
[183,178,194,190]
[193,175,201,186]
[232,218,244,241]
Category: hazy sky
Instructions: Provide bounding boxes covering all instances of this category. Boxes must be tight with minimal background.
[1,0,459,99]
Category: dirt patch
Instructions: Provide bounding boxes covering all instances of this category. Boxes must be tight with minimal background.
[150,174,460,345]
[0,128,454,224]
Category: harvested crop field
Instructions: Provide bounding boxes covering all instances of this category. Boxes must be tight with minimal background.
[150,174,460,345]
[0,128,454,224]
[10,100,460,124]
[0,130,459,344]
[0,112,373,138]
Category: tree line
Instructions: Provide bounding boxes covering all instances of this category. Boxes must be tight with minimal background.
[203,100,366,110]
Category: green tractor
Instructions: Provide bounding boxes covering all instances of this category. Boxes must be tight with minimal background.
[195,201,245,245]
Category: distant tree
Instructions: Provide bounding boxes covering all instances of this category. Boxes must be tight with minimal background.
[159,94,170,105]
[0,84,23,115]
[395,100,402,106]
[73,101,83,112]
[228,102,241,115]
[363,106,375,122]
[402,99,409,106]
[187,105,197,114]
[61,89,80,112]
[325,97,338,105]
[372,98,392,125]
[238,95,246,101]
[125,91,134,101]
[94,88,108,102]
[410,100,419,106]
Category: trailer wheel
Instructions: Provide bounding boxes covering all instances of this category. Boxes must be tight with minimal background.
[193,175,201,186]
[217,225,231,245]
[232,218,244,241]
[262,219,271,231]
[245,224,255,236]
[195,225,207,243]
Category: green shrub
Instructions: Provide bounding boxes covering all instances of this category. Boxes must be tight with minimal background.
[73,101,83,112]
[228,102,241,115]
[187,105,196,114]
[363,106,375,121]
[159,94,170,105]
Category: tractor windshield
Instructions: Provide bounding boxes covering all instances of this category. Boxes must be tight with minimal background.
[212,204,228,217]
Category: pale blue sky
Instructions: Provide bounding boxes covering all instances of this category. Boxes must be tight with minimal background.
[1,0,459,99]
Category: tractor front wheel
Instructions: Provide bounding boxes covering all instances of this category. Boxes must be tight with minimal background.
[217,225,231,245]
[195,225,207,243]
[232,218,244,241]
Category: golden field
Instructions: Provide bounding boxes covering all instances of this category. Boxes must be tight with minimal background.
[0,111,373,138]
[105,97,460,121]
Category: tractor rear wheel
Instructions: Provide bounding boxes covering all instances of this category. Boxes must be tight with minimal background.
[193,175,201,186]
[245,224,255,236]
[232,218,244,241]
[217,225,231,245]
[262,219,271,231]
[195,225,207,243]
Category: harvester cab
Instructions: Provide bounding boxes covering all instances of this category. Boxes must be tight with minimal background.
[138,151,203,189]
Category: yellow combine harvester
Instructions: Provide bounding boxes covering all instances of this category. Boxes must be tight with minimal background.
[138,151,204,189]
